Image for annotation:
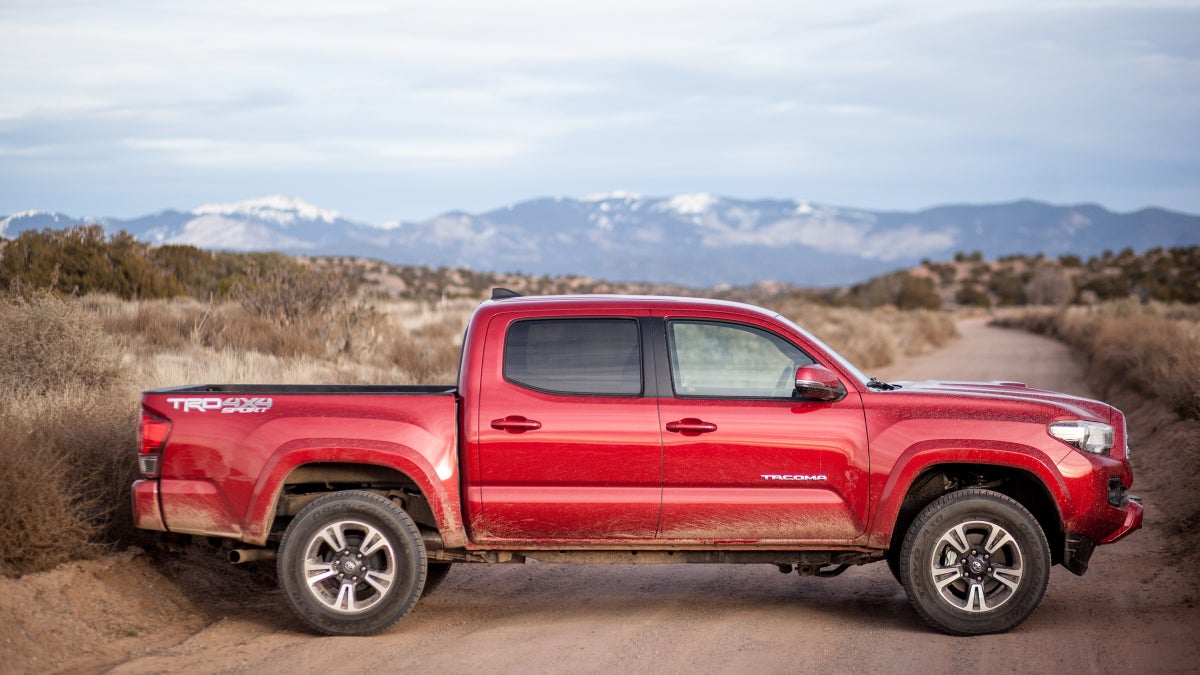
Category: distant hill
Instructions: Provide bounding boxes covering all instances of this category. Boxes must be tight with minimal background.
[909,248,1200,307]
[2,224,1195,310]
[3,193,1198,287]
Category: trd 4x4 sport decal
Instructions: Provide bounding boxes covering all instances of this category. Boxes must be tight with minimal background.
[165,397,273,413]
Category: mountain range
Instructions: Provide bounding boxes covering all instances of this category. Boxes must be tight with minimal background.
[2,193,1197,287]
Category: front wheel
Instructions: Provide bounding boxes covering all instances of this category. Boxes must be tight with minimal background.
[278,490,427,636]
[900,489,1050,636]
[422,562,452,597]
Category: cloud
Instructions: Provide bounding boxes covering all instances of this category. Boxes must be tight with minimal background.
[1,0,1197,219]
[118,136,527,169]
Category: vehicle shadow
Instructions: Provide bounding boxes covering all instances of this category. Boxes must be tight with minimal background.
[154,548,931,637]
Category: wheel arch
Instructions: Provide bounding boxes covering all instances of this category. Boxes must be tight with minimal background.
[885,463,1066,567]
[241,442,467,548]
[274,462,439,529]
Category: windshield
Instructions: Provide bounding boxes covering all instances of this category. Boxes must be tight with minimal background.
[773,313,871,385]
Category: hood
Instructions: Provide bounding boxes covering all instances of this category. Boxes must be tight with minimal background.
[888,379,1113,424]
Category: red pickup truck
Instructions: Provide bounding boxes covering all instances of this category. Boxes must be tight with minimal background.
[132,291,1142,637]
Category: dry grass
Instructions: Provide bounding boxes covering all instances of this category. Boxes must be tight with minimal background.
[0,293,136,576]
[995,300,1200,418]
[762,298,958,370]
[1,292,124,394]
[0,408,101,572]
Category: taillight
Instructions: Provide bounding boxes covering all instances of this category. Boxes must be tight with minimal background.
[138,408,171,477]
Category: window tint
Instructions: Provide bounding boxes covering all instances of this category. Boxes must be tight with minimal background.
[668,320,814,398]
[505,319,642,396]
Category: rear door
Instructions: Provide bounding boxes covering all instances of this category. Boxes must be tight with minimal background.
[653,314,870,542]
[472,312,663,542]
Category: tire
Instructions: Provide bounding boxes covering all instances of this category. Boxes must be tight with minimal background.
[885,548,902,584]
[277,490,427,636]
[422,562,452,597]
[899,489,1050,636]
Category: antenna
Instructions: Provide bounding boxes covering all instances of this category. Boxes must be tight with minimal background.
[491,288,522,300]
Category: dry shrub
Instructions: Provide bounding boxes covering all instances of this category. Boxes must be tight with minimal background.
[386,332,461,384]
[0,291,124,394]
[368,302,470,383]
[897,309,959,352]
[236,259,348,326]
[95,296,358,360]
[326,301,390,360]
[763,298,958,370]
[808,316,897,370]
[0,288,469,576]
[0,293,137,577]
[200,304,324,358]
[1091,315,1200,417]
[97,298,198,350]
[996,301,1200,418]
[0,410,100,574]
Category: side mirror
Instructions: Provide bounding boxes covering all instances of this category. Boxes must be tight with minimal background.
[795,364,846,402]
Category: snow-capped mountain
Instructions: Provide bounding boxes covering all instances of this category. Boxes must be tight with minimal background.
[370,193,1200,285]
[122,196,374,252]
[377,193,959,285]
[192,195,342,226]
[3,194,1198,287]
[0,211,87,238]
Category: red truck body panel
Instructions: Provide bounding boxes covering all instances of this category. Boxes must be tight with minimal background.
[140,388,464,547]
[134,294,1141,559]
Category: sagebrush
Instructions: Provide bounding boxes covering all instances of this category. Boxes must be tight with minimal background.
[0,292,136,575]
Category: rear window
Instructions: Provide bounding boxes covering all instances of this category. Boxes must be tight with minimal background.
[504,318,642,396]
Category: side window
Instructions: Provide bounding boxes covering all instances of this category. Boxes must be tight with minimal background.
[668,321,815,398]
[505,318,642,396]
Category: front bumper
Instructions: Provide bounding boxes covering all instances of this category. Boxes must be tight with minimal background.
[1099,495,1143,544]
[1063,495,1142,576]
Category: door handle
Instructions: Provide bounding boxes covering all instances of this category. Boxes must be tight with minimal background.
[491,416,542,432]
[665,418,718,434]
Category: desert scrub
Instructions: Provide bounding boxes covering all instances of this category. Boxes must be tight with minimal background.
[0,291,136,576]
[994,300,1200,418]
[761,297,958,370]
[0,290,124,393]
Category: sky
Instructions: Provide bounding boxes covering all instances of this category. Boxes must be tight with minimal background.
[1,0,1197,224]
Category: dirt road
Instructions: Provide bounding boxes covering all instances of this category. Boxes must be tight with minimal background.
[5,319,1198,673]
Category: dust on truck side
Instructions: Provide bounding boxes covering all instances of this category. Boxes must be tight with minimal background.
[132,290,1143,636]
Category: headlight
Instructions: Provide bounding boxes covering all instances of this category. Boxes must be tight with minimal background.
[1048,420,1114,455]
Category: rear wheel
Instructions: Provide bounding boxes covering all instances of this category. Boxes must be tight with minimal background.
[278,490,426,636]
[900,489,1050,636]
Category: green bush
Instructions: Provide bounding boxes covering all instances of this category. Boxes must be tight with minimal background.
[0,226,182,299]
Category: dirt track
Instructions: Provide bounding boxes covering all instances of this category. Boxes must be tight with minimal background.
[4,319,1198,673]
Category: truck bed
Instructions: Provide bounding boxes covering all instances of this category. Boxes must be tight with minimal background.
[137,384,462,546]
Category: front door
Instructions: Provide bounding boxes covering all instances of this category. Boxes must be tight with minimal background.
[655,318,869,542]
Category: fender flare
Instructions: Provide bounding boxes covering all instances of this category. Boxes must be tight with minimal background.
[866,439,1072,549]
[240,439,467,548]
